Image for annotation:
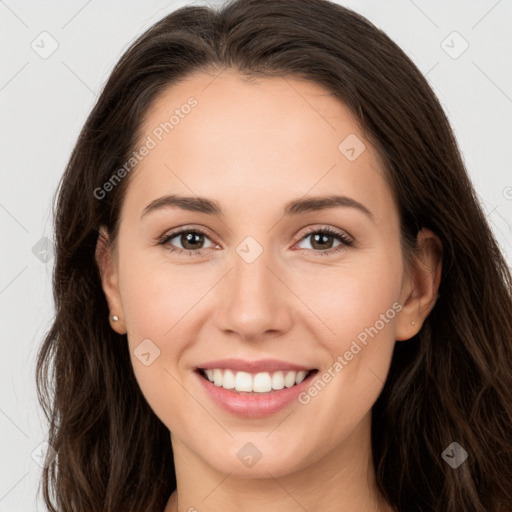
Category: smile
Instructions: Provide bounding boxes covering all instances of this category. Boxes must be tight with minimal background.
[194,368,319,417]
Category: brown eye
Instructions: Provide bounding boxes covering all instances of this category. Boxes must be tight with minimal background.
[295,227,353,255]
[159,228,215,255]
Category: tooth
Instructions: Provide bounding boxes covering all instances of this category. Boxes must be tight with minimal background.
[284,371,297,388]
[234,371,253,392]
[213,369,223,386]
[253,372,272,392]
[295,370,308,384]
[203,368,310,392]
[271,371,285,390]
[222,369,236,390]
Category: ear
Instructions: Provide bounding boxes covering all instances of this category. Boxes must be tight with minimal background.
[95,226,126,335]
[395,228,442,341]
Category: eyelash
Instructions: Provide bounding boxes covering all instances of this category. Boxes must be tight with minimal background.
[157,226,353,257]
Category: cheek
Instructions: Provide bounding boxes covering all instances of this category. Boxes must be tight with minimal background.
[119,271,195,431]
[118,242,201,343]
[294,249,402,401]
[292,268,400,444]
[116,251,195,416]
[121,271,176,345]
[292,247,402,347]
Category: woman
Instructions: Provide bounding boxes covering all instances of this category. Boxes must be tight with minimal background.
[36,0,512,510]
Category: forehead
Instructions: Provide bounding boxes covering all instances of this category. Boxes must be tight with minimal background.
[121,70,394,225]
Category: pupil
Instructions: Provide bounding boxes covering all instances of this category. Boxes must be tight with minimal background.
[312,233,332,250]
[183,232,203,250]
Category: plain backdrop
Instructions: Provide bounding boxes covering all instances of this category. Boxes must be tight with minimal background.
[0,0,511,510]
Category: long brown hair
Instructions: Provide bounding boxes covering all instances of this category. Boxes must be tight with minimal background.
[36,0,512,510]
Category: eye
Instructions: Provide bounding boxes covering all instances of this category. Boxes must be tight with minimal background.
[158,225,353,256]
[158,227,216,256]
[294,226,353,256]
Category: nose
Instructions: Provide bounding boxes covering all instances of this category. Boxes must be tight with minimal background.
[214,244,294,342]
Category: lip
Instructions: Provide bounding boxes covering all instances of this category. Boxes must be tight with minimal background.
[196,358,315,373]
[194,368,319,418]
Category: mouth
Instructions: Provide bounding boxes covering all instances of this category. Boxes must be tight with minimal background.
[195,367,319,395]
[193,357,320,417]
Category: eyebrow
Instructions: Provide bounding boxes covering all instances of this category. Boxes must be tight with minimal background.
[140,194,374,222]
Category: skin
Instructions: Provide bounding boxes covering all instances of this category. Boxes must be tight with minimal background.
[96,69,442,512]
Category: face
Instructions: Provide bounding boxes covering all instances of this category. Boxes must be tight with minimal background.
[98,69,429,479]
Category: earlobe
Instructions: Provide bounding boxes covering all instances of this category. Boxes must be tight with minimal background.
[95,226,126,334]
[395,228,442,341]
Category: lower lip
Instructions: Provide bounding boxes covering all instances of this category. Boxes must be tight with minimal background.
[194,369,318,418]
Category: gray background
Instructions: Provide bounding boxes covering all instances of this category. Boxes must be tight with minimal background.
[1,0,511,510]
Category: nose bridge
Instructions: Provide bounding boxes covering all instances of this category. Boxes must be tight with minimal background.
[233,236,273,299]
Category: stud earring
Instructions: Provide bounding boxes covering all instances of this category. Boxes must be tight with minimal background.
[111,315,119,322]
[411,320,415,325]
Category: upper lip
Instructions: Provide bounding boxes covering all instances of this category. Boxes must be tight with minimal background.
[196,358,316,373]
